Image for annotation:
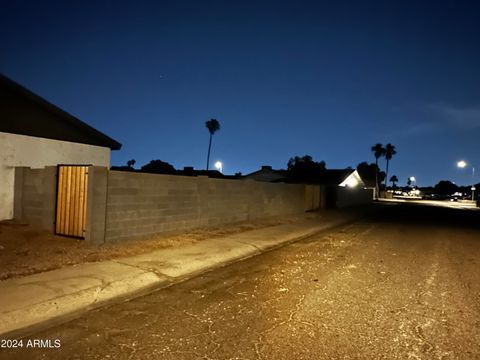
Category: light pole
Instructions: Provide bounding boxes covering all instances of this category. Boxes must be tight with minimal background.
[457,160,475,201]
[214,161,223,174]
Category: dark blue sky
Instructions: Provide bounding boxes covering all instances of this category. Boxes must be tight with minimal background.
[2,1,480,186]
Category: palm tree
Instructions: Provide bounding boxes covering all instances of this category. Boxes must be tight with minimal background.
[384,144,397,189]
[389,175,398,188]
[205,119,220,170]
[371,143,386,198]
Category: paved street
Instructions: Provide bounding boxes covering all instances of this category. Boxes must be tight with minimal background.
[2,203,480,360]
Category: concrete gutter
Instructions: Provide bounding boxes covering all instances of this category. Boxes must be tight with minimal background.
[0,212,361,338]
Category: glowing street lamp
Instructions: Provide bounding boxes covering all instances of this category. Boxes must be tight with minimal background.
[409,176,416,187]
[457,160,476,200]
[214,161,223,173]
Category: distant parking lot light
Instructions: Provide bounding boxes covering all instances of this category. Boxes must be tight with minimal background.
[215,161,223,173]
[456,159,475,200]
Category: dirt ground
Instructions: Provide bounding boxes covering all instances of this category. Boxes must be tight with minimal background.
[0,213,321,281]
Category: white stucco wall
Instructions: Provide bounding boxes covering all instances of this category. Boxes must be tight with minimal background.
[338,170,365,188]
[0,131,111,220]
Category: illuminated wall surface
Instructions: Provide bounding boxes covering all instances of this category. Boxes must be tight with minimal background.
[0,131,110,220]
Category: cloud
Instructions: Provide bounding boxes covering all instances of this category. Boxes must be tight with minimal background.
[380,103,480,139]
[428,104,480,129]
[399,122,438,136]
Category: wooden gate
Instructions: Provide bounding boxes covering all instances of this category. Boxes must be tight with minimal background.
[55,165,89,238]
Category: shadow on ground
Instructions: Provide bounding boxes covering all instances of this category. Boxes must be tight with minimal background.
[371,201,480,231]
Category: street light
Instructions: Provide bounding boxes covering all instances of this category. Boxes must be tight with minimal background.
[214,161,223,173]
[457,160,475,201]
[409,176,416,187]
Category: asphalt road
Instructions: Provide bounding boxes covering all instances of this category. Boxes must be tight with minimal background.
[2,203,480,360]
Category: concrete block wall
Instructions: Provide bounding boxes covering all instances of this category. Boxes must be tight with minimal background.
[11,166,373,244]
[104,172,202,243]
[14,166,57,231]
[84,166,109,245]
[103,171,306,243]
[305,185,321,211]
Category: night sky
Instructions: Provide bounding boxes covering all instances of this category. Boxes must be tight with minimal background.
[1,1,479,187]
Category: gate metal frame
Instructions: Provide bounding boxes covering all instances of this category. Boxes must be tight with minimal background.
[54,164,90,239]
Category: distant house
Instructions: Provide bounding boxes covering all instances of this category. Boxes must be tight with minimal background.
[244,166,371,208]
[315,169,365,188]
[305,169,371,208]
[245,166,364,187]
[0,74,121,220]
[243,165,289,183]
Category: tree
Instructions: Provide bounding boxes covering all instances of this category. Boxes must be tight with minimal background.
[205,119,220,170]
[434,180,458,195]
[389,175,398,188]
[357,162,385,187]
[110,159,136,172]
[370,144,386,198]
[287,155,326,181]
[140,160,176,174]
[126,159,136,169]
[384,144,397,189]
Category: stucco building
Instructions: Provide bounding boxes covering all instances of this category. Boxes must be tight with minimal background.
[0,74,121,220]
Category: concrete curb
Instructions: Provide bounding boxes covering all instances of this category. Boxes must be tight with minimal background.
[0,213,361,338]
